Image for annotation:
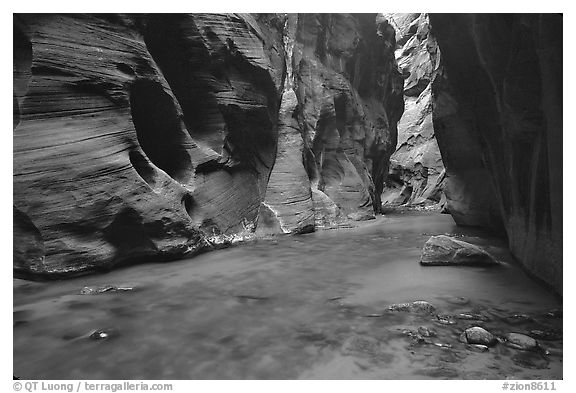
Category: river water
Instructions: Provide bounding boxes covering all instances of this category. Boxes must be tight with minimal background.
[13,212,562,379]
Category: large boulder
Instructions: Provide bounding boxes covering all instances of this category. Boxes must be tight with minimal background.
[420,235,499,266]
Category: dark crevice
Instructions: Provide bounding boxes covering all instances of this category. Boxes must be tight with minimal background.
[129,79,193,184]
[102,208,158,256]
[116,63,136,76]
[128,150,158,189]
[182,194,196,218]
[144,15,226,145]
[144,14,279,172]
[13,206,45,271]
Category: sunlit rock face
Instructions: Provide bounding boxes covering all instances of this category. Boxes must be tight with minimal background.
[13,13,403,276]
[380,13,445,209]
[429,14,562,293]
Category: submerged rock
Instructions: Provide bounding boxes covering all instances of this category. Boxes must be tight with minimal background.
[502,314,533,325]
[459,327,497,346]
[417,326,437,337]
[88,328,117,341]
[544,309,563,319]
[420,235,499,266]
[456,313,490,322]
[466,344,489,353]
[435,314,457,325]
[528,329,562,341]
[503,333,540,351]
[512,352,550,369]
[80,285,134,295]
[387,300,436,314]
[341,334,381,357]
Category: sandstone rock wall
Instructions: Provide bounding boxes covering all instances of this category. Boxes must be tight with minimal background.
[293,14,404,223]
[380,13,446,209]
[13,13,403,276]
[13,14,286,277]
[429,14,562,293]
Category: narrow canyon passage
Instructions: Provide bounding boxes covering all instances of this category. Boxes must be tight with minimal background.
[13,13,562,381]
[14,213,562,380]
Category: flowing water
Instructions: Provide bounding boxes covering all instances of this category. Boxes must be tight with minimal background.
[13,212,562,379]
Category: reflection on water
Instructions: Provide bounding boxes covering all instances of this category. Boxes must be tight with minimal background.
[13,212,562,379]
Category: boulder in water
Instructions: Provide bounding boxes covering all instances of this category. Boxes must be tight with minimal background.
[387,300,436,314]
[503,333,540,351]
[420,235,500,266]
[80,285,134,295]
[459,327,497,346]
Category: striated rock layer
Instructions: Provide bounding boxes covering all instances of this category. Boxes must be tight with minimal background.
[13,14,403,277]
[13,14,285,277]
[381,13,445,209]
[429,14,562,293]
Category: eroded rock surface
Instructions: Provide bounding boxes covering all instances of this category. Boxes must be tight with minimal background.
[13,14,285,277]
[13,14,403,277]
[381,13,445,209]
[292,14,404,222]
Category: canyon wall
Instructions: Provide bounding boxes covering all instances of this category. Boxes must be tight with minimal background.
[380,13,446,210]
[13,14,403,277]
[429,14,563,293]
[261,14,404,232]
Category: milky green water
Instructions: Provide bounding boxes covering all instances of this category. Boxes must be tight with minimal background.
[13,212,562,379]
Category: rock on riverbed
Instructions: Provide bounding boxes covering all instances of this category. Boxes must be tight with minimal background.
[387,300,436,314]
[420,235,500,266]
[459,327,497,346]
[503,333,540,351]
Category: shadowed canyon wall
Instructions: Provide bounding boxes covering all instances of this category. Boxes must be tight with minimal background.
[429,14,563,293]
[13,13,403,277]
